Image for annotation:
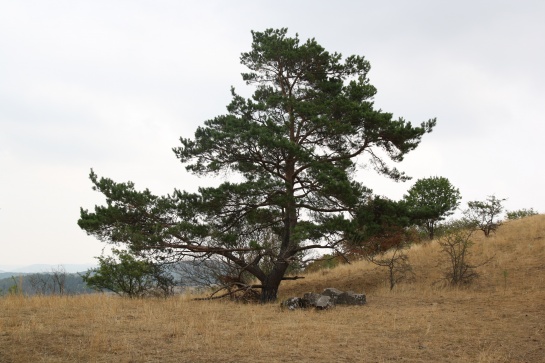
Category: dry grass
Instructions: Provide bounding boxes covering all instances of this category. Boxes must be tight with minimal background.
[1,215,544,362]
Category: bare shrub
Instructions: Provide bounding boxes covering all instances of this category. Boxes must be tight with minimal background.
[366,242,414,290]
[357,225,418,290]
[438,223,492,285]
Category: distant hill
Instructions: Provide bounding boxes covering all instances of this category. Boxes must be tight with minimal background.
[0,264,97,274]
[0,272,31,280]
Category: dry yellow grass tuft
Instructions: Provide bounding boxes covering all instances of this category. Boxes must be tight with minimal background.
[1,215,544,362]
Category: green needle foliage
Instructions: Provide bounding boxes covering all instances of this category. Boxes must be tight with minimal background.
[79,28,436,302]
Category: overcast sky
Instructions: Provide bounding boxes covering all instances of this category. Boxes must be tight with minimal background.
[1,1,544,269]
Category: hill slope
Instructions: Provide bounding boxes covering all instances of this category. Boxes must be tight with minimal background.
[280,214,545,298]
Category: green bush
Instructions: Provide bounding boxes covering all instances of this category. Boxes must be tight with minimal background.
[82,249,178,298]
[506,208,538,220]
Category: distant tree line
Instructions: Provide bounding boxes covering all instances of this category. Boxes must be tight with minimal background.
[0,267,95,296]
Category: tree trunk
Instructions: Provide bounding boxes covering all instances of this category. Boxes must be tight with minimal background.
[259,263,288,303]
[428,221,435,240]
[260,283,280,303]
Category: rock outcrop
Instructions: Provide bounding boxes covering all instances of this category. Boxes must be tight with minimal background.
[281,288,366,310]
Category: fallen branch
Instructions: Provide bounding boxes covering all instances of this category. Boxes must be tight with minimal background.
[193,286,250,301]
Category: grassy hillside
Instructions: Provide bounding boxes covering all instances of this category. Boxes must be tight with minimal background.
[282,214,545,298]
[1,215,544,362]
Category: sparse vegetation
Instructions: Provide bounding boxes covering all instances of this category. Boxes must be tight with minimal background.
[437,223,481,285]
[3,214,543,362]
[366,240,414,290]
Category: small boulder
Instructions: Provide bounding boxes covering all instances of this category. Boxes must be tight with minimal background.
[281,297,305,310]
[314,295,334,309]
[337,291,366,305]
[302,292,322,306]
[322,287,344,300]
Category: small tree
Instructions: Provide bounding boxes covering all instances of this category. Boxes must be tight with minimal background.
[403,176,461,239]
[438,221,491,285]
[465,195,506,237]
[506,208,538,220]
[82,249,178,298]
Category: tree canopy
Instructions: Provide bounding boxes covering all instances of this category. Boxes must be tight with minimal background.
[465,195,506,237]
[78,28,436,302]
[403,176,461,239]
